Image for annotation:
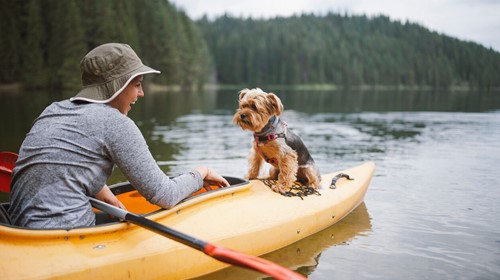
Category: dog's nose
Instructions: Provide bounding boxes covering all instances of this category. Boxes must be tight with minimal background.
[240,114,247,120]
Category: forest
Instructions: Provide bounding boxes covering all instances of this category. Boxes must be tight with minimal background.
[0,0,212,90]
[1,0,499,91]
[197,13,500,90]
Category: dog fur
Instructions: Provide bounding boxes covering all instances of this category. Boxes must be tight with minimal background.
[233,88,321,193]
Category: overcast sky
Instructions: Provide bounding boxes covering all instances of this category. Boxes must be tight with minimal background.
[170,0,500,52]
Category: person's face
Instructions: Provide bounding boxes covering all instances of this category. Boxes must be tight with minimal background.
[108,76,144,115]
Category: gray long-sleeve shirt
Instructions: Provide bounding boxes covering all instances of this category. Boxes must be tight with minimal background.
[9,100,203,229]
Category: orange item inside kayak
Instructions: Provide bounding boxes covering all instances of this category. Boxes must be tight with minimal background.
[115,185,223,214]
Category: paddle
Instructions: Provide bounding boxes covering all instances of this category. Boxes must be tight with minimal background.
[0,152,18,192]
[90,197,307,280]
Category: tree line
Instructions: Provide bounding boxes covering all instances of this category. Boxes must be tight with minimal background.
[2,1,499,91]
[197,13,500,90]
[0,0,212,90]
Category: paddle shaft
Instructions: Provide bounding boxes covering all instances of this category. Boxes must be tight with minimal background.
[89,198,306,280]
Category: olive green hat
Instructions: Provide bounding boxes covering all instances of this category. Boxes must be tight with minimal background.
[71,43,160,103]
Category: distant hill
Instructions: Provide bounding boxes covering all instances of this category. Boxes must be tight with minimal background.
[197,13,500,90]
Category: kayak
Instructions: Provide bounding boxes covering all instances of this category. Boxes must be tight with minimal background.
[0,162,374,279]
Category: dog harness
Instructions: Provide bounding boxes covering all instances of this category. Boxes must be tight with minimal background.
[253,116,287,165]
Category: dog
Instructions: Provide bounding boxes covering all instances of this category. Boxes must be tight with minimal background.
[233,88,321,193]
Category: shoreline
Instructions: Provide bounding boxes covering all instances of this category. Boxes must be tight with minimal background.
[1,82,498,94]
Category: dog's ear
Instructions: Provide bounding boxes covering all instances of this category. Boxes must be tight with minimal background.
[267,93,284,116]
[238,88,249,102]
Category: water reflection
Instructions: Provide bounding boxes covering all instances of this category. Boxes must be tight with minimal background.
[2,89,499,154]
[0,91,69,151]
[195,203,372,280]
[268,89,500,113]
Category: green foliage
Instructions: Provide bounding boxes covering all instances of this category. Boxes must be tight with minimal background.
[197,13,500,90]
[0,0,22,83]
[51,0,87,89]
[22,0,46,87]
[2,3,499,90]
[0,0,212,90]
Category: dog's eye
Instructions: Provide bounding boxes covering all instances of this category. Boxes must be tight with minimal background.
[243,104,258,110]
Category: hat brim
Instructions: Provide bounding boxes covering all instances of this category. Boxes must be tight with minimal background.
[70,65,160,104]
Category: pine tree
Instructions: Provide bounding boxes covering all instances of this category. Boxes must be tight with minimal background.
[22,0,46,87]
[0,0,22,83]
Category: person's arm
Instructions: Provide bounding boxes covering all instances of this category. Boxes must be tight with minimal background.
[106,115,228,209]
[94,185,126,210]
[195,166,230,189]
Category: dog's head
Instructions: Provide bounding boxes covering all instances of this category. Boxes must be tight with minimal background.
[232,88,284,132]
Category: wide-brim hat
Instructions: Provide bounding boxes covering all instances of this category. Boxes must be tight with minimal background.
[71,43,160,103]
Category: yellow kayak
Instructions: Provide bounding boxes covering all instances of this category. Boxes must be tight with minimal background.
[0,162,374,279]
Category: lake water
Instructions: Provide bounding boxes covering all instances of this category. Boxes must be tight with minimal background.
[1,88,500,279]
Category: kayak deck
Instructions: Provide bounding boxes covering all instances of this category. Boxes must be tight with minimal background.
[0,162,375,279]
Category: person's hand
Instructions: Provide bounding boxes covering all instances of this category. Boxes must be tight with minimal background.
[94,185,127,210]
[195,166,230,189]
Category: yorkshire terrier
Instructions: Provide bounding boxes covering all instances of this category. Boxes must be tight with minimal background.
[233,88,321,193]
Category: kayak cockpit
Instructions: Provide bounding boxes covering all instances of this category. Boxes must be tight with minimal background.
[0,176,250,228]
[107,176,248,215]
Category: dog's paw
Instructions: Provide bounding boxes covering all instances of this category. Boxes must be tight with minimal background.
[272,183,290,193]
[310,182,320,190]
[245,170,261,180]
[244,174,258,180]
